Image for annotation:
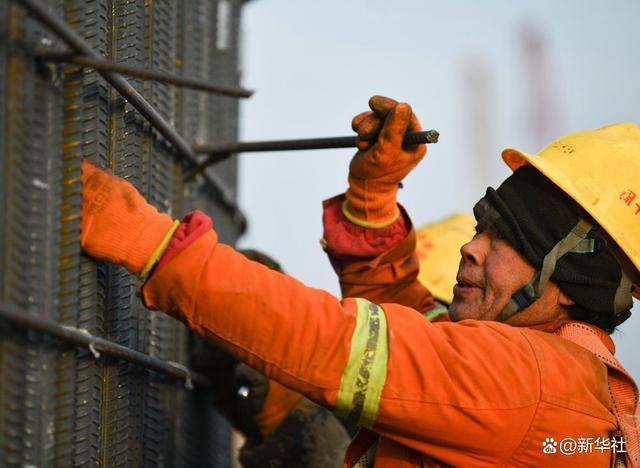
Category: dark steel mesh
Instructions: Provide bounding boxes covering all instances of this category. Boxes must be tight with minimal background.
[0,1,245,465]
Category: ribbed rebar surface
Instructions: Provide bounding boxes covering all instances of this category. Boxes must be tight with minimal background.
[0,1,244,465]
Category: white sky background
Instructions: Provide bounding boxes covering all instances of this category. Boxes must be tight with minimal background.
[236,1,640,379]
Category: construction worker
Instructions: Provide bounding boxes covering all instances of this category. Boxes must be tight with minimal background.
[80,96,639,466]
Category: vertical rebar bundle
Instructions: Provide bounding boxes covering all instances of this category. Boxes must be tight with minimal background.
[0,0,246,465]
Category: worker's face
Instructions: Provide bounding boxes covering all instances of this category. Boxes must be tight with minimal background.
[448,224,567,324]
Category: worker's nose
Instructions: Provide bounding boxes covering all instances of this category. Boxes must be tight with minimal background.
[460,233,488,267]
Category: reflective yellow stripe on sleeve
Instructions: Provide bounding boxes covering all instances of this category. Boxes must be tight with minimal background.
[334,298,389,428]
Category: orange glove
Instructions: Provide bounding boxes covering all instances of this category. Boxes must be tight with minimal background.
[81,160,179,276]
[344,95,427,228]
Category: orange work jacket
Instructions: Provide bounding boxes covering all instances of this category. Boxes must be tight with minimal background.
[142,213,638,466]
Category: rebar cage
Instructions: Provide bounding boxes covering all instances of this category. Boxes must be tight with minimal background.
[0,0,247,465]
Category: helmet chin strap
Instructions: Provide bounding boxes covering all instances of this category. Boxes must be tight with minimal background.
[496,219,595,323]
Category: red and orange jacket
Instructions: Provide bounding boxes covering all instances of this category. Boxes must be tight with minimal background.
[142,198,638,467]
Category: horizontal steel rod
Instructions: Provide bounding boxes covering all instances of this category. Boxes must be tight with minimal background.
[192,129,439,155]
[37,50,254,98]
[18,0,247,233]
[186,129,439,180]
[0,302,210,388]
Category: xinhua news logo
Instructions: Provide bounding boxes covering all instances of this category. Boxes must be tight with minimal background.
[542,437,626,456]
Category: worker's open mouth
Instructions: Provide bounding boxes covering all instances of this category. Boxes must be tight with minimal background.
[455,274,483,289]
[453,275,483,296]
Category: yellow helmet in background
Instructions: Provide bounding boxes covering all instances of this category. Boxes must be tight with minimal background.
[502,122,640,276]
[416,213,475,305]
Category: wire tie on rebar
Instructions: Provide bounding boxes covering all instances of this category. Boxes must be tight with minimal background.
[167,361,194,390]
[62,326,101,359]
[88,340,101,359]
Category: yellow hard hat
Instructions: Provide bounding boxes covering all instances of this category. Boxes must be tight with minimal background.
[416,213,475,304]
[502,122,640,276]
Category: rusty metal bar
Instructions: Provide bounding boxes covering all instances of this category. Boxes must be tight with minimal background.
[16,0,246,233]
[0,302,210,388]
[186,129,440,180]
[36,50,254,98]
